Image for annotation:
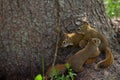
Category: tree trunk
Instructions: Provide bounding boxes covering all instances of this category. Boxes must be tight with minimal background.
[0,0,119,80]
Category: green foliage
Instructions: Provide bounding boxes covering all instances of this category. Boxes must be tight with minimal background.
[65,63,76,80]
[50,63,76,80]
[104,0,120,17]
[50,68,59,79]
[65,63,70,69]
[34,74,43,80]
[34,55,44,80]
[34,63,76,80]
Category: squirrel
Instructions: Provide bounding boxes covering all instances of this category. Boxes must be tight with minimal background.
[61,32,97,65]
[45,38,101,78]
[61,32,84,47]
[77,21,114,69]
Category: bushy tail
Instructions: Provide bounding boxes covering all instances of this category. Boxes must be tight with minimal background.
[45,64,66,79]
[95,47,114,69]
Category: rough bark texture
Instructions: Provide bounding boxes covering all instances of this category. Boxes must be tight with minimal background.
[0,0,119,80]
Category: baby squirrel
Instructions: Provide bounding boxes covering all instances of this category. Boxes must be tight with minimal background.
[45,38,101,79]
[77,21,114,69]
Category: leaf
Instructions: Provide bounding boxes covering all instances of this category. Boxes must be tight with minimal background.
[104,0,120,17]
[50,68,59,79]
[34,74,42,80]
[65,75,70,80]
[65,63,70,69]
[68,72,76,80]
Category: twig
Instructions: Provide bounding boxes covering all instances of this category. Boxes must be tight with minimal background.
[52,0,61,67]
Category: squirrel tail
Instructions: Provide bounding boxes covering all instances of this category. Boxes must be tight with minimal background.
[45,64,66,79]
[95,47,114,69]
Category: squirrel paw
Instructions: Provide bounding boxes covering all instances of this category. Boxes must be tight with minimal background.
[94,64,100,71]
[79,40,87,48]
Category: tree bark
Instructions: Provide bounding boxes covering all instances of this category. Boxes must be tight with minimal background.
[0,0,119,80]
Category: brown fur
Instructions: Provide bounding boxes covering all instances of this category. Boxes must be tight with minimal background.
[77,22,114,69]
[67,38,101,72]
[61,32,84,47]
[45,38,101,78]
[61,32,97,65]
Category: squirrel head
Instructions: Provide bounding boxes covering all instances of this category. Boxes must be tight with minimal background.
[61,32,84,47]
[61,32,74,47]
[76,21,91,32]
[89,38,101,47]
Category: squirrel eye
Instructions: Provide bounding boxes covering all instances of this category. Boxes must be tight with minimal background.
[63,41,66,44]
[94,40,97,43]
[77,28,81,31]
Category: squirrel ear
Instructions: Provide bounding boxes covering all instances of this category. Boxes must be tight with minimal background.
[84,21,89,26]
[82,16,87,21]
[63,32,67,35]
[62,30,66,35]
[63,32,68,37]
